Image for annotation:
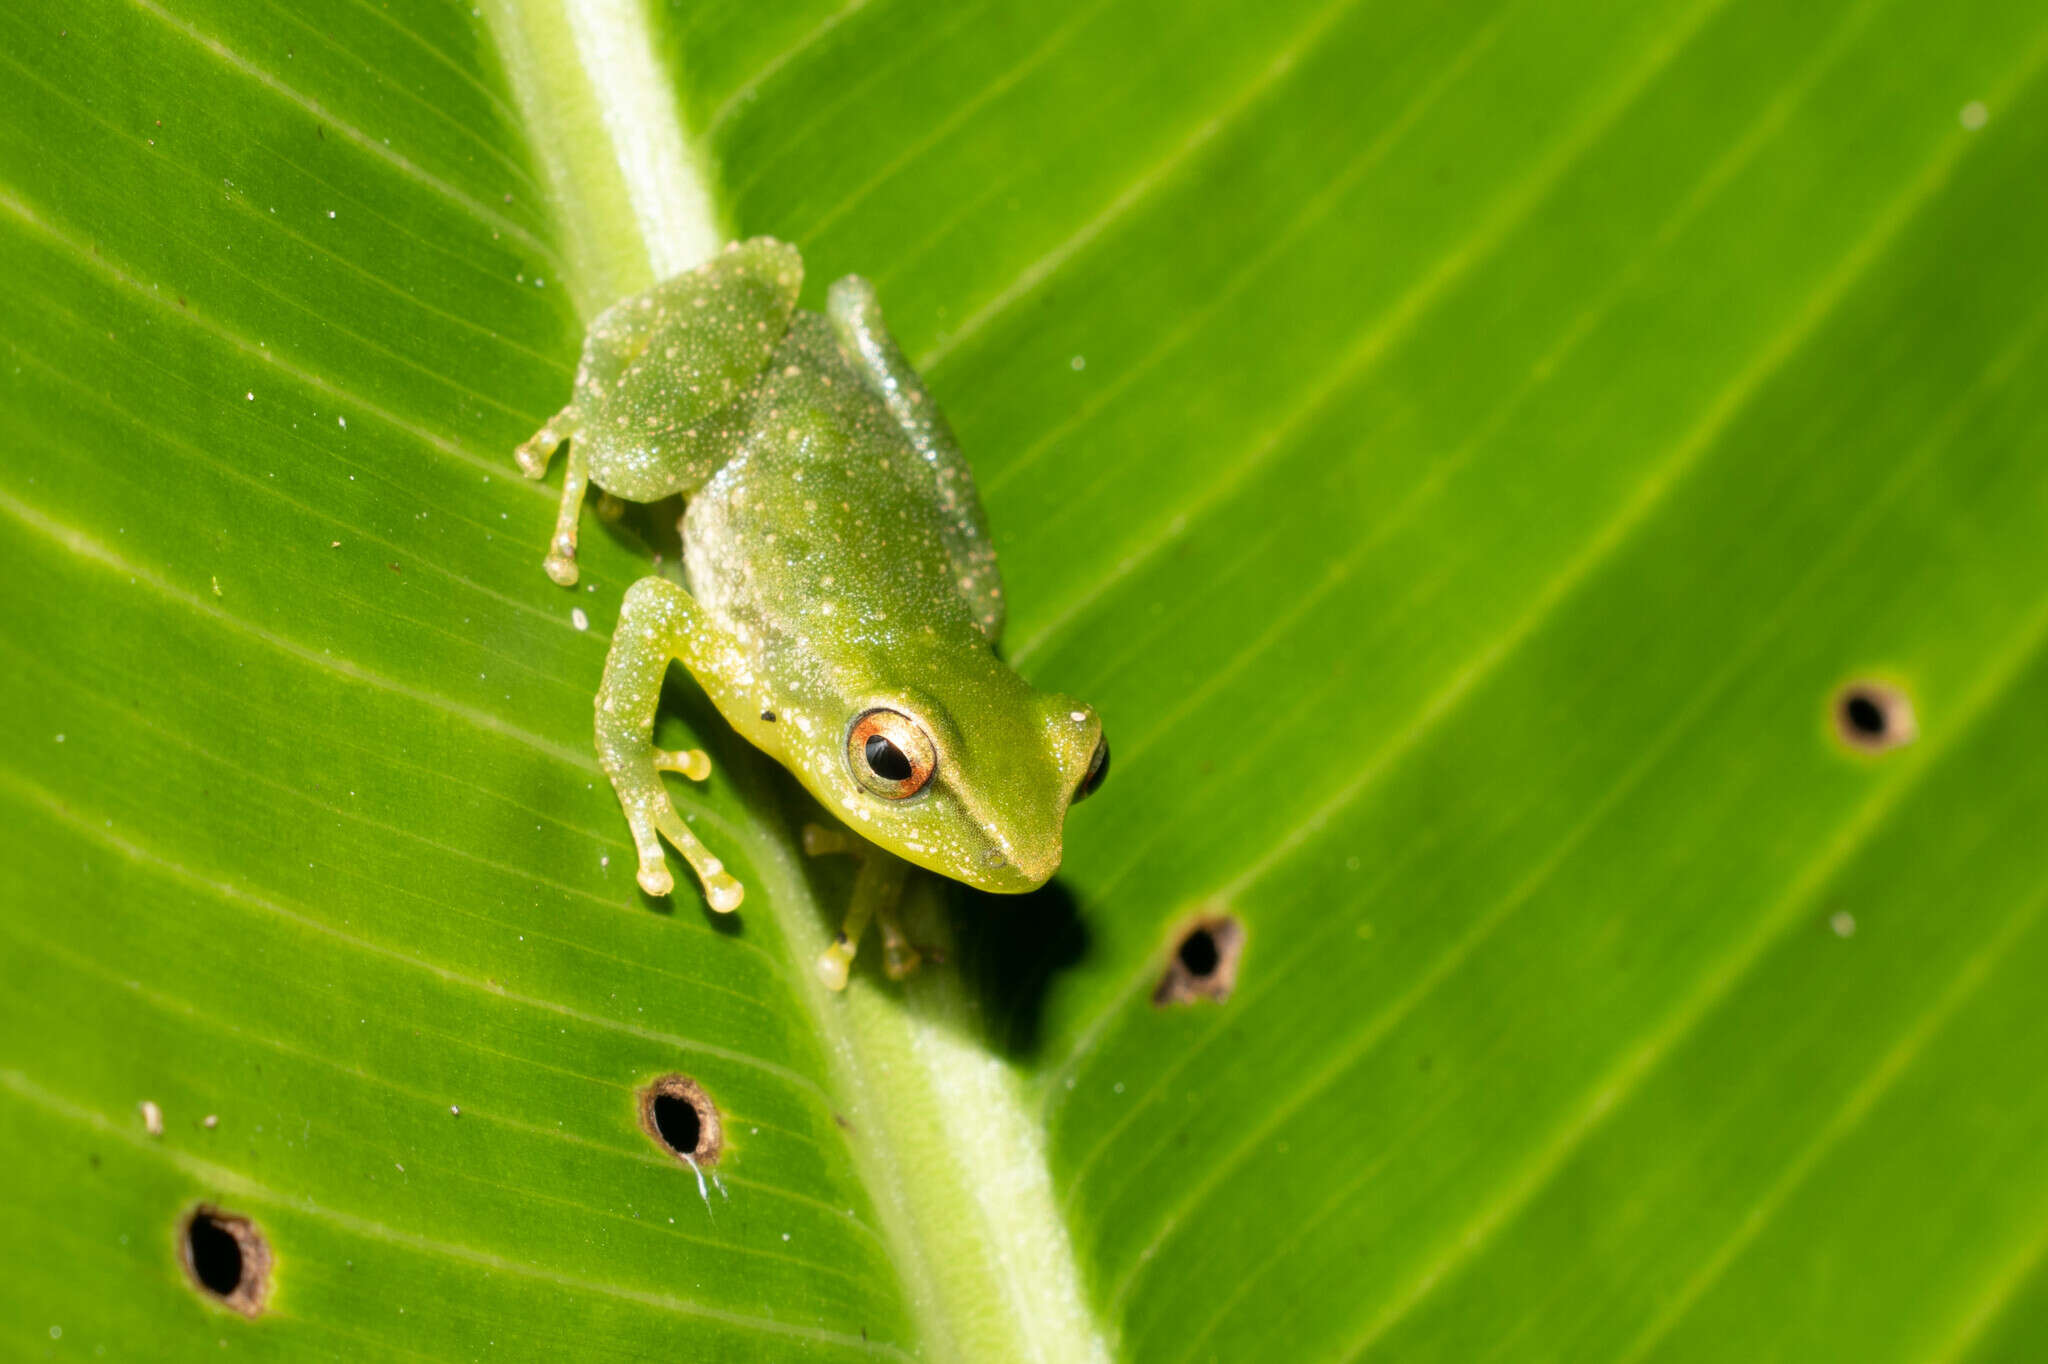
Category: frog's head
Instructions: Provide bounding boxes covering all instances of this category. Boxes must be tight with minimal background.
[799,649,1107,893]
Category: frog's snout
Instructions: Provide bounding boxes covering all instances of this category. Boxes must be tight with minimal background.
[978,833,1062,893]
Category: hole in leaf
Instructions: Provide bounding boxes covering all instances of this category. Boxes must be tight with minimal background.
[638,1075,722,1167]
[1154,914,1244,1005]
[178,1205,270,1318]
[1834,681,1915,753]
[653,1093,699,1151]
[1177,927,1220,977]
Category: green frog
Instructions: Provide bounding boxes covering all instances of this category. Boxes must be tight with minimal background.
[517,239,1108,989]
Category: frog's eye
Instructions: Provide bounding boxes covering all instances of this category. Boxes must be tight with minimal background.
[1073,735,1110,803]
[848,708,936,800]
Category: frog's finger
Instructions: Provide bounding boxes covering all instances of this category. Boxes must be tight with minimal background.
[652,748,712,781]
[650,803,744,914]
[626,818,674,898]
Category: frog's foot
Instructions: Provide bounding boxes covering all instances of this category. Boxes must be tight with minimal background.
[516,403,579,479]
[804,835,908,991]
[877,904,922,982]
[540,438,591,587]
[609,746,743,914]
[515,404,590,586]
[806,824,864,990]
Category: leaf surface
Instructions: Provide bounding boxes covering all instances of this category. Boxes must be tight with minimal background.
[5,0,2048,1360]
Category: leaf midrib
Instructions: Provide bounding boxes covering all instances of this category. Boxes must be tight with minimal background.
[480,2,1114,1359]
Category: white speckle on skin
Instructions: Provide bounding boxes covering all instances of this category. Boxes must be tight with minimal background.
[139,1100,163,1137]
[572,607,589,631]
[1831,911,1856,938]
[1070,355,1086,371]
[1960,100,1988,130]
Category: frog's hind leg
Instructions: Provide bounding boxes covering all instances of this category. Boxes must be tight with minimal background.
[824,276,952,452]
[825,275,1006,640]
[804,824,913,990]
[595,576,744,914]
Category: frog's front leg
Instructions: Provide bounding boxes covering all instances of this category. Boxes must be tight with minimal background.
[595,576,744,913]
[803,824,919,989]
[515,402,590,586]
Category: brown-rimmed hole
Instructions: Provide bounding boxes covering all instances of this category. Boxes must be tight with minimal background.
[178,1205,270,1318]
[638,1075,722,1167]
[1833,681,1916,753]
[1153,915,1244,1005]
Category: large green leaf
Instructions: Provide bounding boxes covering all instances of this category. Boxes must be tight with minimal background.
[6,0,2048,1359]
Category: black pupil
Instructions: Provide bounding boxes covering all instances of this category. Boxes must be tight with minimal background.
[1843,694,1887,736]
[865,734,913,782]
[189,1215,244,1297]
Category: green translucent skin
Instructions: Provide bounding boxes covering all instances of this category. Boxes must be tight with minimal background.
[517,239,1105,983]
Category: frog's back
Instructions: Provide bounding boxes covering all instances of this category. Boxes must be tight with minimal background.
[682,310,1002,648]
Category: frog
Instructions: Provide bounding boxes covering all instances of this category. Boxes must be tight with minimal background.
[516,238,1109,990]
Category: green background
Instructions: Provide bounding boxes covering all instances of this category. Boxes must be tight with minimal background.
[5,0,2048,1358]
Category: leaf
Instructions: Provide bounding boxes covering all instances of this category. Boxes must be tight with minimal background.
[5,0,2048,1360]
